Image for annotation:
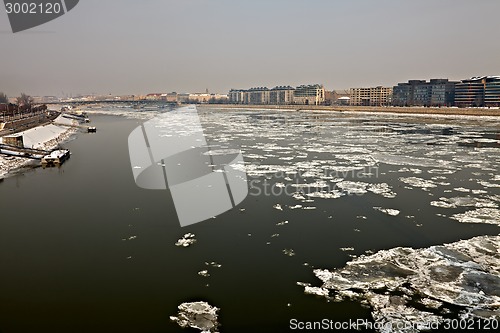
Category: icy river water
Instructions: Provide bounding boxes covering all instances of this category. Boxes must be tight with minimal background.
[0,107,498,332]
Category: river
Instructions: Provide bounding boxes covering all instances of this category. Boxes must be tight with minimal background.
[0,106,498,332]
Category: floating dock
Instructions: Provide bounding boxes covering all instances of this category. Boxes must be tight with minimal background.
[41,149,70,167]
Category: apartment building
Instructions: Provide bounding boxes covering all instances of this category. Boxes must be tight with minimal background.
[269,86,295,105]
[293,84,325,105]
[349,86,392,106]
[392,79,456,107]
[455,76,500,107]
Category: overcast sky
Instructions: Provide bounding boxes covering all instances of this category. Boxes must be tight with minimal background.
[1,0,499,97]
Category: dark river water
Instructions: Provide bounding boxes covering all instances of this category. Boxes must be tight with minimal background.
[0,107,498,332]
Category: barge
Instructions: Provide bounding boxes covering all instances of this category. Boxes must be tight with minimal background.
[41,149,70,167]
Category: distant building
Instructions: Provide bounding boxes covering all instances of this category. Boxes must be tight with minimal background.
[392,80,425,106]
[188,93,211,103]
[228,84,324,105]
[145,93,164,101]
[293,84,325,105]
[270,86,295,105]
[177,93,190,103]
[228,89,246,104]
[349,86,392,106]
[392,79,456,107]
[166,92,178,103]
[455,76,500,107]
[429,79,457,107]
[485,77,500,107]
[247,87,270,105]
[337,96,350,105]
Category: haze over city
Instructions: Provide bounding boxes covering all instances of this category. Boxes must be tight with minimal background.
[1,0,499,97]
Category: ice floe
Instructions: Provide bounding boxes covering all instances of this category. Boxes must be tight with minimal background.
[367,183,397,198]
[373,207,400,216]
[399,177,438,189]
[273,204,283,211]
[175,233,197,247]
[170,301,220,333]
[198,270,210,277]
[430,196,498,209]
[450,208,500,225]
[307,235,500,332]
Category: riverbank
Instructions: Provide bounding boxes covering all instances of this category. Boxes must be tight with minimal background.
[210,104,500,117]
[0,115,78,179]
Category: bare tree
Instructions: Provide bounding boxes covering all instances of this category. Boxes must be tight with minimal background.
[16,93,34,107]
[0,92,8,104]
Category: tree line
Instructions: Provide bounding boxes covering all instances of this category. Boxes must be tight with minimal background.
[0,92,34,107]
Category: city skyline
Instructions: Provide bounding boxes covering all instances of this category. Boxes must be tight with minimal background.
[1,0,499,97]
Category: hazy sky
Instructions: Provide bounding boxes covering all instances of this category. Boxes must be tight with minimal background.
[1,0,499,97]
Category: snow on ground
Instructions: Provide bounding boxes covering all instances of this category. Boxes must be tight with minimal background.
[0,118,77,178]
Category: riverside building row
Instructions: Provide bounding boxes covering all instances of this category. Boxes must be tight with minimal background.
[228,84,325,105]
[391,76,500,107]
[228,76,499,107]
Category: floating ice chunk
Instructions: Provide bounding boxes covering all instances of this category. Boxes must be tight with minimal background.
[291,181,329,189]
[302,206,317,210]
[289,205,302,210]
[419,298,443,309]
[170,301,219,333]
[340,247,355,252]
[478,180,500,188]
[399,177,437,189]
[368,293,443,333]
[337,181,369,195]
[175,233,197,247]
[276,220,289,226]
[431,197,497,209]
[430,201,456,209]
[308,235,500,328]
[273,204,283,211]
[306,190,344,199]
[367,183,397,198]
[205,262,222,268]
[292,192,306,200]
[450,208,500,225]
[283,249,295,257]
[304,286,329,297]
[198,270,210,277]
[472,189,488,194]
[372,153,450,168]
[373,207,400,216]
[428,169,455,175]
[454,187,471,192]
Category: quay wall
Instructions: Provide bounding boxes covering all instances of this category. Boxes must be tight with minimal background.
[203,104,500,117]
